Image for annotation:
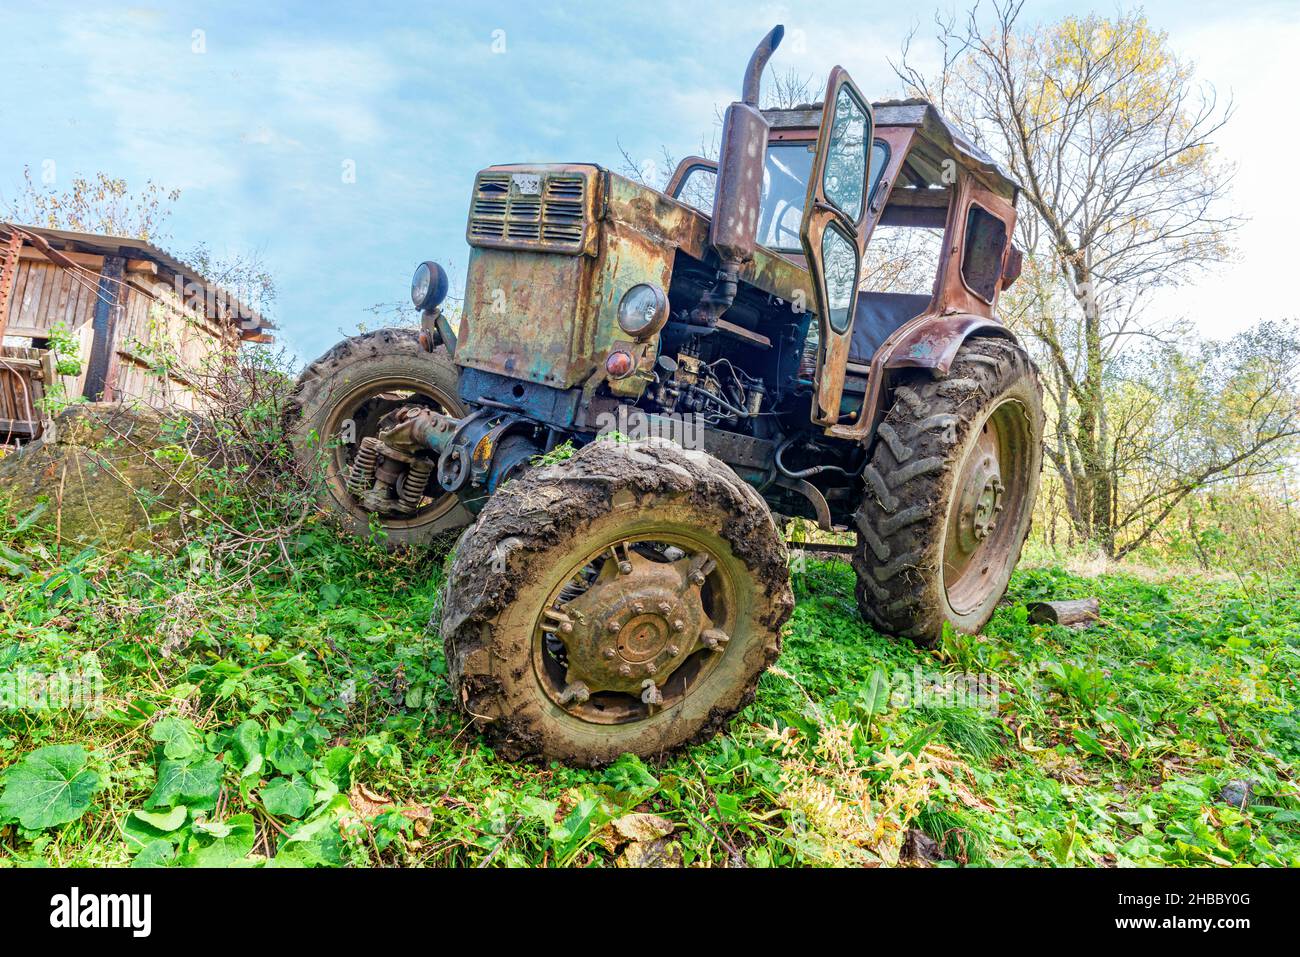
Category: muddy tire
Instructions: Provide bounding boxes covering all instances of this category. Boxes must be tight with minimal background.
[853,337,1043,644]
[440,438,793,766]
[284,328,471,549]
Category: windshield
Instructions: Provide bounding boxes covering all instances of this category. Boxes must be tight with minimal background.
[672,138,889,254]
[757,142,815,252]
[755,138,891,254]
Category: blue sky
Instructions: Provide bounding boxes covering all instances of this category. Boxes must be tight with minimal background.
[2,0,1296,363]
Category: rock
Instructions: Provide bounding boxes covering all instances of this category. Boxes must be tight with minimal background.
[1218,780,1254,809]
[0,403,205,550]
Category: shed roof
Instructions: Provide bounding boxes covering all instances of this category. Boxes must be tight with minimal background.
[0,222,273,342]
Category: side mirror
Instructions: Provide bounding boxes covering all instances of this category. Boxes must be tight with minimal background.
[1000,245,1024,291]
[799,67,875,425]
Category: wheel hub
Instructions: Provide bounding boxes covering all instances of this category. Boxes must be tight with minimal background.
[544,550,720,698]
[955,449,1005,554]
[942,397,1033,617]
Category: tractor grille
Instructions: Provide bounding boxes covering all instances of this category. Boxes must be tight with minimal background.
[467,170,593,254]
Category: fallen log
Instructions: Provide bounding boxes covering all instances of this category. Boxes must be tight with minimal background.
[1026,598,1100,628]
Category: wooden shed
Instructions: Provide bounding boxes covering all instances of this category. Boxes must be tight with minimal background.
[0,223,273,445]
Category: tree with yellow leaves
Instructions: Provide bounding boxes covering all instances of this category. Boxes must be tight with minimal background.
[895,2,1300,556]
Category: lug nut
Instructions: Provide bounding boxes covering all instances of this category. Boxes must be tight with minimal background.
[657,601,672,613]
[690,571,705,586]
[632,602,645,614]
[603,648,616,659]
[619,664,632,676]
[667,644,680,656]
[607,621,621,634]
[645,662,657,675]
[618,561,633,575]
[701,628,730,652]
[672,619,685,632]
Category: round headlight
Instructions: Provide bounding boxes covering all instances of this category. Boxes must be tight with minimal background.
[617,283,669,339]
[411,261,449,311]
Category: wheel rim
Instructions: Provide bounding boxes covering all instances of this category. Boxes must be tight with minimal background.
[321,375,460,529]
[531,531,738,726]
[943,397,1033,616]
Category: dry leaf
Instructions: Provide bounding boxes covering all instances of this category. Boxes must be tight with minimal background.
[617,837,683,868]
[611,813,675,844]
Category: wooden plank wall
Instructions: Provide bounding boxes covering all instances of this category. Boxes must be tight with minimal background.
[5,257,101,339]
[1,242,238,416]
[111,270,236,410]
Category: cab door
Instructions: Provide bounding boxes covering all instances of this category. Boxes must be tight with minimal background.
[799,67,876,428]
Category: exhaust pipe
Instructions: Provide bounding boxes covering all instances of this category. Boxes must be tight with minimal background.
[690,25,783,327]
[742,24,785,107]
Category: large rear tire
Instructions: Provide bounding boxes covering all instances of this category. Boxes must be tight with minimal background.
[284,328,472,549]
[853,337,1044,644]
[440,438,792,766]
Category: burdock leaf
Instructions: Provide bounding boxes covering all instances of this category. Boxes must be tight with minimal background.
[151,716,200,760]
[147,757,223,810]
[262,776,314,819]
[132,805,188,832]
[0,745,101,829]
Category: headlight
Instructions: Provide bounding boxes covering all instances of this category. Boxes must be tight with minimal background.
[617,283,669,338]
[411,261,449,311]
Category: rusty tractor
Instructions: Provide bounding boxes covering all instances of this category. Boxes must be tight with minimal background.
[286,25,1044,765]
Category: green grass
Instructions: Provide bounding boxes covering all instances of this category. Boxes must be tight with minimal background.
[1,510,1297,867]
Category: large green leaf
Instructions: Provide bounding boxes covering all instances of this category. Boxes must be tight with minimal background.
[133,805,188,832]
[123,811,184,852]
[176,813,257,867]
[261,776,314,819]
[230,720,264,765]
[265,729,311,776]
[150,716,200,761]
[131,839,176,868]
[0,745,101,829]
[147,757,223,810]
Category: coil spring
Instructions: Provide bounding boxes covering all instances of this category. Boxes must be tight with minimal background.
[398,458,434,512]
[798,326,819,381]
[347,436,381,495]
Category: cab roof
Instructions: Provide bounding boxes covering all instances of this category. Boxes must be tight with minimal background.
[763,97,1018,203]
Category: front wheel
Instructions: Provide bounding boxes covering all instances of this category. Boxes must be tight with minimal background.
[440,438,793,766]
[853,337,1044,644]
[284,328,472,550]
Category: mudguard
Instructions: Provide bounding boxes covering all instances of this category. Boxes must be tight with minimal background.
[882,313,1017,376]
[832,311,1019,443]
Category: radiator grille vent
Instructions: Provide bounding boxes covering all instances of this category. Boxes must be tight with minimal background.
[467,171,591,253]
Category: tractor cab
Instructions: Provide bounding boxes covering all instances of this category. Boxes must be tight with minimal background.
[667,86,1023,441]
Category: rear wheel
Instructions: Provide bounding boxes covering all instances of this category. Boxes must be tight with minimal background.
[284,328,471,549]
[441,438,792,766]
[853,337,1043,644]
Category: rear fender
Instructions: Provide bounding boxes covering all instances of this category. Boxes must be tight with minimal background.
[882,313,1016,376]
[842,312,1018,445]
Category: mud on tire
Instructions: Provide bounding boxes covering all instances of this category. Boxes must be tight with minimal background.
[439,438,793,766]
[283,327,471,550]
[853,337,1044,644]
